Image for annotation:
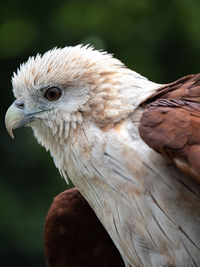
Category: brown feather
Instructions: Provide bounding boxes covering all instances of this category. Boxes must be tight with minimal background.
[44,188,124,267]
[139,74,200,182]
[145,73,200,103]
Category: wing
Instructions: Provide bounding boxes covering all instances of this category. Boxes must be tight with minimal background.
[139,74,200,182]
[44,188,124,267]
[145,73,200,103]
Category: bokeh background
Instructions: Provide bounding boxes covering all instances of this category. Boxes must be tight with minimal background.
[1,0,200,266]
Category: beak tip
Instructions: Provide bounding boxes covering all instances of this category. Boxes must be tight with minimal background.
[5,102,25,139]
[10,131,15,139]
[6,124,15,139]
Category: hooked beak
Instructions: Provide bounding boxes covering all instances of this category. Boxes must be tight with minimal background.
[5,100,35,139]
[5,99,52,138]
[5,96,51,138]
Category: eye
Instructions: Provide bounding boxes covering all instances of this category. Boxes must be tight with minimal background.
[44,87,61,101]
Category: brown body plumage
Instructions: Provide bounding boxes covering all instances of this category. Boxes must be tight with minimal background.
[44,188,124,267]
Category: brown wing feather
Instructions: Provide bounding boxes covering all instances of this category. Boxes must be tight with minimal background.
[139,73,200,182]
[44,188,124,267]
[146,73,200,103]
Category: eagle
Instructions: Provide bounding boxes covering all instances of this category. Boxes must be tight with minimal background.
[5,45,200,266]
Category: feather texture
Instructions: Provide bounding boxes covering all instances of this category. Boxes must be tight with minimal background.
[8,46,200,266]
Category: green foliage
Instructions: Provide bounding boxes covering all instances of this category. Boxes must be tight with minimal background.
[0,19,37,58]
[1,0,200,266]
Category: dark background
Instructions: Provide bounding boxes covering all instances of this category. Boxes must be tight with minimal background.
[1,0,200,266]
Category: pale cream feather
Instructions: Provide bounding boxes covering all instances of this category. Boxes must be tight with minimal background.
[11,45,200,266]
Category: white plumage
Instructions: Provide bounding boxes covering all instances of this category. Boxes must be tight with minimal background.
[5,45,200,266]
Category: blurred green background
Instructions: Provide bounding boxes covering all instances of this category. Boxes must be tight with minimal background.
[1,0,200,266]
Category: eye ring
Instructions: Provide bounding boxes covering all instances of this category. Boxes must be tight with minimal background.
[44,87,61,101]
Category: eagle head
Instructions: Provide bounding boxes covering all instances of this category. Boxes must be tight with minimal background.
[5,45,157,175]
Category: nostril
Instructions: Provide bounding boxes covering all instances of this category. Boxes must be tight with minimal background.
[14,100,25,109]
[18,103,24,109]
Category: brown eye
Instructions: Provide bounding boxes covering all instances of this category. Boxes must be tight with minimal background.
[44,87,61,101]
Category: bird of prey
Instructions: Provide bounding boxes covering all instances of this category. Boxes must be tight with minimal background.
[5,45,200,266]
[44,188,124,267]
